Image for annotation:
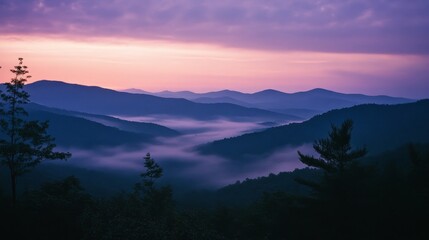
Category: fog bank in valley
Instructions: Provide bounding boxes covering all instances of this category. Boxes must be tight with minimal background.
[53,117,308,189]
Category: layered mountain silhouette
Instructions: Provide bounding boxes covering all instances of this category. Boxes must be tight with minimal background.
[27,103,179,137]
[26,80,293,121]
[198,100,429,160]
[22,103,180,149]
[125,88,413,119]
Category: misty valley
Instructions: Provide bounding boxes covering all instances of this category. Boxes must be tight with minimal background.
[2,80,422,192]
[1,79,428,239]
[2,0,429,238]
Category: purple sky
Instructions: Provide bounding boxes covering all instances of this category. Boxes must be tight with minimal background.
[2,0,429,54]
[0,0,428,98]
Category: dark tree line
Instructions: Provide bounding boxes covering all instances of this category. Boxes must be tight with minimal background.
[1,119,427,239]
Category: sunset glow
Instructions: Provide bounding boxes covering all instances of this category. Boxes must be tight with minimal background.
[1,3,429,234]
[1,0,428,98]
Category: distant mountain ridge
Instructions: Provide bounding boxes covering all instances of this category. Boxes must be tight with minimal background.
[23,103,180,149]
[26,80,293,121]
[27,109,150,149]
[198,100,429,160]
[123,87,414,119]
[0,82,182,148]
[27,103,180,137]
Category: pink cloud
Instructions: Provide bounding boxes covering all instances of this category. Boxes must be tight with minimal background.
[1,0,429,54]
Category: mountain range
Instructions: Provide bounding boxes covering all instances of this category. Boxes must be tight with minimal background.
[26,80,292,121]
[1,80,427,196]
[1,80,422,155]
[198,100,429,160]
[124,87,414,118]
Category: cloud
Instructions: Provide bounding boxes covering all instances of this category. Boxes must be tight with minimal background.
[1,0,429,54]
[54,117,307,188]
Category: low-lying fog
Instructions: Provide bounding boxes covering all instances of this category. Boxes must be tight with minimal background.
[54,116,309,190]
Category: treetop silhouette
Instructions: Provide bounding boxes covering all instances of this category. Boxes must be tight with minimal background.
[298,119,367,174]
[0,58,71,204]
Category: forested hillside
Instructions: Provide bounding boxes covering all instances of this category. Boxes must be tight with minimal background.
[199,100,429,160]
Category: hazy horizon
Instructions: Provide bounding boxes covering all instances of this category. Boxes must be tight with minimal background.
[27,79,422,100]
[1,0,428,99]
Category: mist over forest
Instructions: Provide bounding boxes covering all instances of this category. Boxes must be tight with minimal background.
[2,0,429,238]
[1,74,428,240]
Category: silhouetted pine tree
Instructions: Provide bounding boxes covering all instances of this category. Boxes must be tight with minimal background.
[0,58,71,205]
[296,119,370,239]
[298,119,367,174]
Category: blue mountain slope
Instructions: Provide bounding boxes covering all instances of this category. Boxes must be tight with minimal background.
[198,100,429,160]
[25,110,152,149]
[26,103,180,137]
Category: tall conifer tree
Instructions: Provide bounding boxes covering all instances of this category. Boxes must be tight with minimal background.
[0,58,71,204]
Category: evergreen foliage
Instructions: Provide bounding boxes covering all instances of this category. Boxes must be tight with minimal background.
[140,152,163,189]
[0,145,428,239]
[295,120,372,239]
[0,58,71,204]
[298,119,367,173]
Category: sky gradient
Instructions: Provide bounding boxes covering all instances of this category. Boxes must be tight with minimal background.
[1,0,428,98]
